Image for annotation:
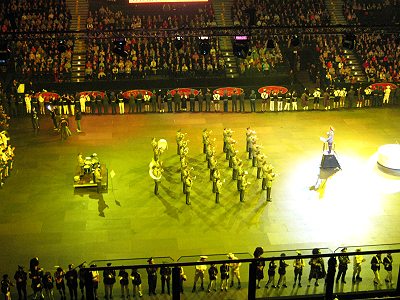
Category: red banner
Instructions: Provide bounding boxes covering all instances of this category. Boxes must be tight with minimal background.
[168,88,199,97]
[213,87,244,96]
[38,92,60,102]
[258,86,288,94]
[122,90,153,98]
[78,91,105,98]
[370,83,398,90]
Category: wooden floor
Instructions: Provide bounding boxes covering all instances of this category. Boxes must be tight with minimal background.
[1,105,400,298]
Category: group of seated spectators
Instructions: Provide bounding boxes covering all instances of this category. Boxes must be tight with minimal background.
[314,35,353,85]
[12,38,74,83]
[231,0,330,77]
[237,37,284,76]
[0,0,74,83]
[342,0,400,25]
[85,36,225,80]
[0,0,71,33]
[231,0,330,27]
[85,3,223,80]
[86,3,216,31]
[355,34,400,83]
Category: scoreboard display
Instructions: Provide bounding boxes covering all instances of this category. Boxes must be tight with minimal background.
[129,0,207,3]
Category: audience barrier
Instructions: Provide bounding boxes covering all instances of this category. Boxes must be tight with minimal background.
[76,244,400,300]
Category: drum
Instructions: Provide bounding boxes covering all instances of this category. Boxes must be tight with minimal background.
[158,139,168,152]
[83,165,91,174]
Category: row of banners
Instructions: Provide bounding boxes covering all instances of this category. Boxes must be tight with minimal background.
[38,83,398,101]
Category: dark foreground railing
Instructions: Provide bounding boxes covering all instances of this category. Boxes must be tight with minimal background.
[83,244,400,300]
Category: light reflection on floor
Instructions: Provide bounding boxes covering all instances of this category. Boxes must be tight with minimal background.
[279,150,400,247]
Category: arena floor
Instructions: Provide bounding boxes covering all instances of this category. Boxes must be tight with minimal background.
[1,106,400,298]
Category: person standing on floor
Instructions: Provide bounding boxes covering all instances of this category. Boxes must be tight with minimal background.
[128,93,135,114]
[31,107,39,135]
[110,92,117,115]
[207,264,218,293]
[118,92,125,114]
[239,90,245,112]
[42,272,54,300]
[220,263,230,292]
[1,274,13,300]
[249,90,256,112]
[131,268,143,298]
[185,175,193,205]
[383,253,393,286]
[118,269,129,299]
[77,264,86,299]
[65,265,78,300]
[277,253,289,288]
[103,263,116,300]
[352,248,365,283]
[102,93,109,114]
[265,260,277,288]
[228,253,241,289]
[54,267,66,299]
[160,264,171,295]
[253,247,265,289]
[260,89,268,112]
[146,258,157,296]
[222,91,229,112]
[336,247,350,284]
[75,109,82,133]
[293,251,304,287]
[370,253,382,286]
[14,266,27,300]
[231,89,238,112]
[130,269,143,298]
[192,256,208,293]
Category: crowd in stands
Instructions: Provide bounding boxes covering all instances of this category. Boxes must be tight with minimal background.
[314,35,353,86]
[237,37,284,77]
[0,0,71,33]
[85,36,224,80]
[86,3,216,31]
[231,0,330,77]
[342,0,400,25]
[0,0,73,83]
[231,0,330,27]
[355,34,400,83]
[85,3,224,80]
[13,39,74,83]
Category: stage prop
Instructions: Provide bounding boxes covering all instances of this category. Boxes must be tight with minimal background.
[79,91,105,98]
[369,83,398,91]
[122,90,153,98]
[74,153,108,190]
[37,92,60,102]
[257,86,288,94]
[213,87,244,96]
[377,144,400,174]
[168,88,199,97]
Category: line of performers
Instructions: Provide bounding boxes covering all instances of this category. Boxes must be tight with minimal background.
[0,130,15,188]
[246,128,277,201]
[149,137,168,196]
[176,130,194,205]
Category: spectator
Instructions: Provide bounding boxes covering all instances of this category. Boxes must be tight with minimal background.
[352,248,366,283]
